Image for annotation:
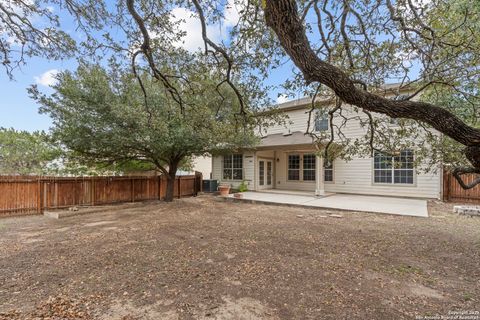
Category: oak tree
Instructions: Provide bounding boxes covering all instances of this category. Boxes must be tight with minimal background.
[30,61,261,201]
[2,0,479,188]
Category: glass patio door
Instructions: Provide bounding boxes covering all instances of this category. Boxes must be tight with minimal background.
[258,159,273,189]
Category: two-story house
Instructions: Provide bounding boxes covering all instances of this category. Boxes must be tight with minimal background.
[211,85,442,199]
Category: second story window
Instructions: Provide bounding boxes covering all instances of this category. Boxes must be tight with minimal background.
[314,110,329,132]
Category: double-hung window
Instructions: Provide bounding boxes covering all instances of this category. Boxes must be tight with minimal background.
[287,153,332,182]
[314,110,329,132]
[303,154,316,181]
[374,150,414,184]
[223,154,243,180]
[287,154,301,181]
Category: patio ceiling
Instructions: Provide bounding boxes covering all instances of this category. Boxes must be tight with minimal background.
[258,131,315,149]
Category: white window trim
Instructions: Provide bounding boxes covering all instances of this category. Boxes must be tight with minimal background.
[314,110,329,132]
[372,151,416,186]
[287,153,303,182]
[286,153,333,183]
[222,154,244,181]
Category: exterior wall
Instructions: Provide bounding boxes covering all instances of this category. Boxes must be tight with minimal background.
[192,156,212,179]
[274,150,317,192]
[323,157,441,199]
[212,151,256,190]
[265,108,315,135]
[212,100,442,199]
[255,150,275,190]
[270,151,440,198]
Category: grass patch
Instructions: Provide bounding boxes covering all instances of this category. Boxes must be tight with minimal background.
[392,264,424,276]
[463,292,474,302]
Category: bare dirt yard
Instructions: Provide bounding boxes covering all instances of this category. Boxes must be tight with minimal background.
[0,196,479,319]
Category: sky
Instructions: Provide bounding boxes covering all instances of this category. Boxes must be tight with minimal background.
[0,1,80,132]
[0,0,296,133]
[0,58,71,132]
[3,0,417,133]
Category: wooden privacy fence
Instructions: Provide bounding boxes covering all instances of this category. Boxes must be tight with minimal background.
[443,170,480,203]
[0,174,202,217]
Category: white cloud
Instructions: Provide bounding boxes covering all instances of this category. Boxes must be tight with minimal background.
[276,94,290,104]
[170,1,247,53]
[170,7,223,52]
[34,69,59,87]
[224,0,241,27]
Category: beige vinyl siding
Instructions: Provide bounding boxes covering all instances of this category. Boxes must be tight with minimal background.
[264,108,315,135]
[323,158,441,199]
[212,151,256,190]
[274,150,316,192]
[212,101,441,199]
[192,156,212,179]
[260,103,441,199]
[271,153,440,198]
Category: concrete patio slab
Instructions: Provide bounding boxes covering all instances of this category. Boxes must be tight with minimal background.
[227,192,428,217]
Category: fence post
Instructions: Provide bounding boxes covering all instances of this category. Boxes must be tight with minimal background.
[447,169,451,202]
[37,177,42,214]
[178,176,181,199]
[54,177,58,209]
[158,175,162,200]
[131,178,135,202]
[444,169,448,202]
[73,177,77,206]
[195,171,203,195]
[90,177,94,206]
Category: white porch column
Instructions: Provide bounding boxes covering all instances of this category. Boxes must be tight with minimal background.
[315,155,325,196]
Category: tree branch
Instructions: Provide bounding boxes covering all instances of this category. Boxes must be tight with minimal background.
[264,0,480,185]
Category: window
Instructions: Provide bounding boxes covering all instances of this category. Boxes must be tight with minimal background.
[314,110,329,132]
[288,153,323,182]
[267,161,272,185]
[288,154,300,181]
[324,161,333,182]
[259,161,265,186]
[394,150,414,184]
[223,154,243,180]
[374,150,414,184]
[303,154,316,181]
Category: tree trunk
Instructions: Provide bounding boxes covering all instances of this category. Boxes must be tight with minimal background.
[164,161,179,202]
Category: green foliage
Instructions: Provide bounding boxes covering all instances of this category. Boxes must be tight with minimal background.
[238,180,248,192]
[418,0,480,169]
[420,85,479,169]
[29,61,261,177]
[3,0,477,177]
[0,128,60,175]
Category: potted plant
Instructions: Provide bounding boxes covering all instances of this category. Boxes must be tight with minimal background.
[234,181,248,199]
[218,183,231,196]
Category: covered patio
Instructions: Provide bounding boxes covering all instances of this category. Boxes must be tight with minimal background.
[227,191,429,217]
[255,131,328,195]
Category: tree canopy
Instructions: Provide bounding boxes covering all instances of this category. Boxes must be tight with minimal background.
[1,0,479,188]
[30,60,263,200]
[0,128,60,175]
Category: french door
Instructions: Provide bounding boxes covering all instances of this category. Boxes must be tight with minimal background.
[258,159,273,190]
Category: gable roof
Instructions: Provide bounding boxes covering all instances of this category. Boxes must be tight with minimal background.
[275,83,413,112]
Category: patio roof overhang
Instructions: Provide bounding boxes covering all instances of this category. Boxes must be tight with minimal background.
[254,131,316,150]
